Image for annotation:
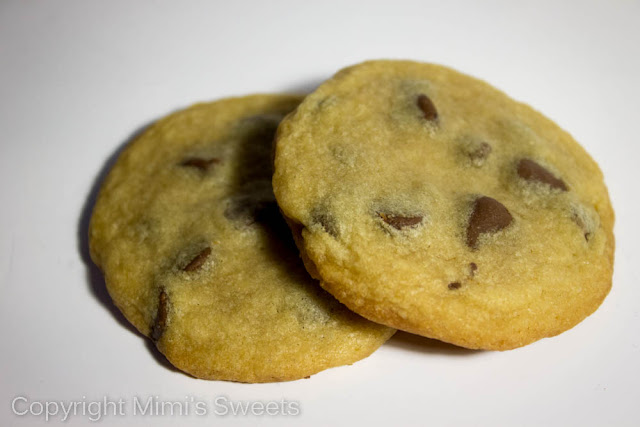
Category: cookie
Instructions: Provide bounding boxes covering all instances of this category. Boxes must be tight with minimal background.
[273,61,614,350]
[89,94,394,382]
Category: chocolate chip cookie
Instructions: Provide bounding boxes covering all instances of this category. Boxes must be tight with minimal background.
[273,61,614,350]
[89,94,394,382]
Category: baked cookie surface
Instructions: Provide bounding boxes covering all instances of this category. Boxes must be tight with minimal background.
[89,94,394,382]
[273,61,614,350]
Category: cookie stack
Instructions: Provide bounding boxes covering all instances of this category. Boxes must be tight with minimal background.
[89,60,614,382]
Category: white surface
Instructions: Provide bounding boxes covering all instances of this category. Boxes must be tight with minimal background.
[1,0,639,426]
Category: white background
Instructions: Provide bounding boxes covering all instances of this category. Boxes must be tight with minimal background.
[1,0,639,426]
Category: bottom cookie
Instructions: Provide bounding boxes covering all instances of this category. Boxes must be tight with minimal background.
[89,94,394,382]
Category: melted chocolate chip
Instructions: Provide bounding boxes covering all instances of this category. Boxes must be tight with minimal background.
[466,196,513,249]
[224,195,279,227]
[469,262,478,276]
[378,213,423,230]
[150,289,168,341]
[417,94,438,121]
[312,211,338,237]
[224,196,256,224]
[469,142,492,163]
[517,159,567,191]
[181,157,220,171]
[448,282,462,290]
[571,212,592,242]
[183,247,211,272]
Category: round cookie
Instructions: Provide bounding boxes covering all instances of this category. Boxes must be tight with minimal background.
[273,61,614,350]
[89,94,394,382]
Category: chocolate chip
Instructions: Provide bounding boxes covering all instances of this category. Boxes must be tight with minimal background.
[469,142,492,163]
[469,262,478,276]
[312,211,338,237]
[183,247,211,272]
[466,196,513,249]
[571,212,592,242]
[517,159,567,191]
[378,213,423,230]
[417,94,438,121]
[223,193,291,240]
[225,195,257,224]
[181,157,220,171]
[224,194,277,227]
[150,289,168,341]
[448,282,462,290]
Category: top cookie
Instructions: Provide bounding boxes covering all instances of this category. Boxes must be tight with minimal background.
[89,94,393,382]
[273,60,614,350]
